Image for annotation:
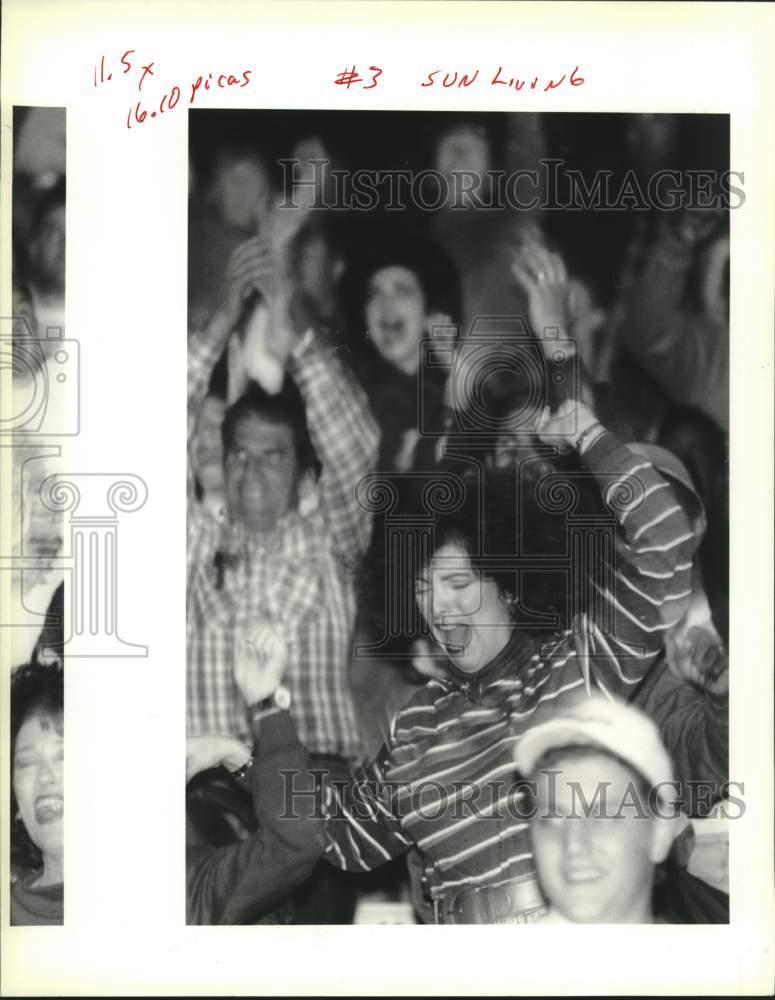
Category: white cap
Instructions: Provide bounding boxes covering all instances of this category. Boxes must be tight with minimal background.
[516,696,676,807]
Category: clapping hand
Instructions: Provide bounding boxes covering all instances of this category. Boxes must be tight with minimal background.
[222,236,278,331]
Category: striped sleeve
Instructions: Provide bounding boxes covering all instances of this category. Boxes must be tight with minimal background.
[581,430,698,664]
[322,742,411,873]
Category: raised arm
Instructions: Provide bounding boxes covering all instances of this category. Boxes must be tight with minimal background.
[538,400,698,689]
[187,238,279,501]
[288,331,380,564]
[615,215,728,432]
[232,619,407,875]
[186,621,326,924]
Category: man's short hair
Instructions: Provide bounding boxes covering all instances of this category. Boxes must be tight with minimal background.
[221,379,317,475]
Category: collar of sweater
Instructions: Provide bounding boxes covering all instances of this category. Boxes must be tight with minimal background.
[446,627,536,704]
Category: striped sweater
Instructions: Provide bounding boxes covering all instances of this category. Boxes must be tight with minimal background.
[322,430,697,917]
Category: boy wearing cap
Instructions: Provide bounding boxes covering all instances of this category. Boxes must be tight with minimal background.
[517,697,725,924]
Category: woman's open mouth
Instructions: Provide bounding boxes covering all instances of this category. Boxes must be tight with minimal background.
[434,622,472,654]
[34,795,64,824]
[376,318,406,344]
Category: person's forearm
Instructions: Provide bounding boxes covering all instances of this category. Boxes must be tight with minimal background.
[246,708,323,830]
[321,744,411,873]
[185,708,325,926]
[582,428,695,579]
[577,427,696,667]
[288,329,380,558]
[187,309,236,437]
[289,330,380,479]
[618,229,694,360]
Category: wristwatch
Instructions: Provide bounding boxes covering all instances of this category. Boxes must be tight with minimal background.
[229,755,254,781]
[250,685,292,723]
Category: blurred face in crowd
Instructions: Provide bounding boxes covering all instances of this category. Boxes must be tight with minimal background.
[365,265,428,375]
[625,114,678,174]
[224,412,300,532]
[13,704,64,868]
[415,542,513,675]
[531,751,671,923]
[435,124,491,207]
[30,204,66,295]
[297,232,343,322]
[292,135,331,209]
[213,153,271,231]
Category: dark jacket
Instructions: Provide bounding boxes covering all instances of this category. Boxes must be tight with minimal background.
[186,710,324,925]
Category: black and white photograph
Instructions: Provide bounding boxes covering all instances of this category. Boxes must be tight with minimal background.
[1,2,773,996]
[185,109,732,926]
[7,105,67,927]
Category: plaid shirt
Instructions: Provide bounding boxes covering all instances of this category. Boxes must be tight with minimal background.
[187,323,379,761]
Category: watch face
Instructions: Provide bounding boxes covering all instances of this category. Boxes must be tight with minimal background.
[274,686,291,710]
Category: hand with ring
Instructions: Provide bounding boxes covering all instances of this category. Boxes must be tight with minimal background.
[511,243,571,349]
[234,620,289,706]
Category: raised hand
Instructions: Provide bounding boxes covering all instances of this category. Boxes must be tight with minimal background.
[511,242,571,345]
[665,624,729,696]
[536,398,600,451]
[221,236,277,331]
[234,620,289,707]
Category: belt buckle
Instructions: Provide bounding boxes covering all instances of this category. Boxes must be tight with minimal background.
[446,876,547,924]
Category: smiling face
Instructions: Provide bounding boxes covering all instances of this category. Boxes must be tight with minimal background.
[364,265,428,375]
[414,542,513,675]
[224,412,300,533]
[13,706,64,862]
[532,751,666,924]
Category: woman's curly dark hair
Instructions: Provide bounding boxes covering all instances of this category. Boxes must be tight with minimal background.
[359,460,612,656]
[10,661,64,872]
